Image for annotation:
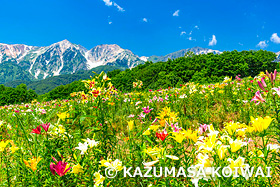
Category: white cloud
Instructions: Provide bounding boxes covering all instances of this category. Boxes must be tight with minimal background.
[238,42,243,46]
[270,33,280,44]
[194,25,199,29]
[108,21,112,24]
[208,35,217,46]
[180,31,186,36]
[173,10,180,17]
[189,31,192,35]
[102,0,125,12]
[103,0,112,6]
[143,18,148,22]
[256,40,268,48]
[113,2,124,12]
[188,37,196,41]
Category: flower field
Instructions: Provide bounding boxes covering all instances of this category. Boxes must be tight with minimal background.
[0,71,279,187]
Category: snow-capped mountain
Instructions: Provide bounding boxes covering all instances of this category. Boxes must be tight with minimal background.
[85,44,145,69]
[0,43,35,62]
[0,40,222,84]
[0,40,146,83]
[148,47,222,63]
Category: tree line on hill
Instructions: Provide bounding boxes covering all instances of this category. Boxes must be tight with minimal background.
[0,50,277,105]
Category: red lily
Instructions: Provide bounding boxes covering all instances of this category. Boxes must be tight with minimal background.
[31,125,41,134]
[50,157,71,176]
[156,130,168,141]
[41,123,50,133]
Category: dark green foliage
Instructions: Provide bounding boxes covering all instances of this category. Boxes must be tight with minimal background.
[0,61,33,84]
[40,81,88,101]
[0,84,37,106]
[5,65,122,95]
[109,50,278,92]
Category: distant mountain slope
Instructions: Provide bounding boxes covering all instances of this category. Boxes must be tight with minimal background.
[148,47,222,62]
[5,65,121,95]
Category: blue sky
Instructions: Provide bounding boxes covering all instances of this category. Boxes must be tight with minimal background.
[0,0,279,56]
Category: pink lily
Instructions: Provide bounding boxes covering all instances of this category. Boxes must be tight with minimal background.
[199,124,208,134]
[50,157,71,177]
[138,112,146,119]
[142,106,153,114]
[251,91,266,105]
[257,77,267,92]
[41,123,50,133]
[272,87,280,96]
[266,70,277,85]
[170,122,182,132]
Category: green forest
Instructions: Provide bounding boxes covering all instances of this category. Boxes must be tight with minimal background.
[0,50,278,105]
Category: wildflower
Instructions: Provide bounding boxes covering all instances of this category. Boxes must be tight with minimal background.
[179,94,187,98]
[128,114,135,118]
[71,163,83,174]
[84,138,99,148]
[165,155,179,160]
[58,125,66,134]
[0,140,10,152]
[103,73,111,81]
[142,106,153,114]
[138,112,146,119]
[196,153,211,167]
[10,145,19,153]
[217,145,229,159]
[10,141,19,153]
[24,157,42,172]
[93,172,105,187]
[198,124,208,134]
[250,116,273,133]
[170,122,182,132]
[149,124,160,131]
[144,147,164,160]
[143,129,151,135]
[251,91,265,105]
[127,120,134,131]
[185,129,198,142]
[229,139,247,152]
[31,125,41,134]
[171,131,186,143]
[143,160,160,167]
[236,128,246,137]
[227,157,250,178]
[249,150,264,158]
[156,130,168,141]
[57,112,70,121]
[75,142,88,155]
[100,159,123,171]
[41,123,50,133]
[266,69,277,84]
[272,87,280,96]
[267,144,280,153]
[91,88,101,97]
[50,159,71,176]
[257,77,267,92]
